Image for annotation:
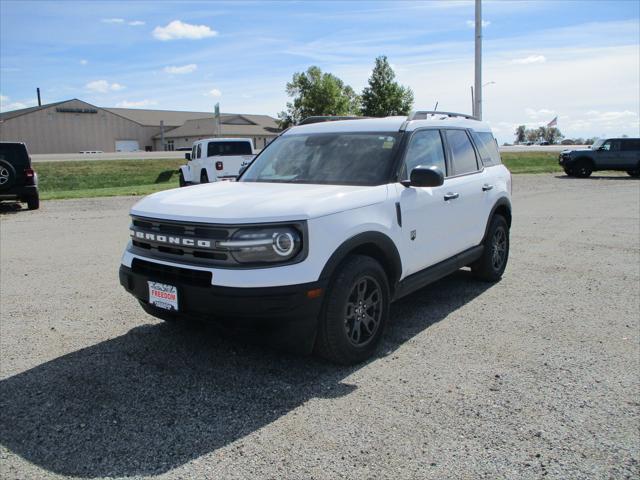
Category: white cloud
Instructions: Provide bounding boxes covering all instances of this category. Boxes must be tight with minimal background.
[163,63,198,74]
[466,20,490,28]
[80,59,88,65]
[85,80,125,93]
[512,55,547,65]
[205,88,222,97]
[101,18,125,24]
[0,95,35,112]
[115,99,158,108]
[525,108,556,119]
[128,20,145,26]
[153,20,218,41]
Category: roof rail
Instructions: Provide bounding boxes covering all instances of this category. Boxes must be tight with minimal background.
[298,115,368,125]
[407,110,477,121]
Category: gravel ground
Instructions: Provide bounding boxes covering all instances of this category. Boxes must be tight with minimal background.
[0,174,638,480]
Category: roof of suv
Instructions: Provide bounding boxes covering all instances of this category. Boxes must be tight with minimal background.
[285,115,493,135]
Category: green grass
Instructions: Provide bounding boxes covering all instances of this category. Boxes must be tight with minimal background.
[501,152,561,174]
[35,152,562,201]
[37,159,183,200]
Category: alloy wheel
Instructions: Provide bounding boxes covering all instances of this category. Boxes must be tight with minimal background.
[344,275,383,347]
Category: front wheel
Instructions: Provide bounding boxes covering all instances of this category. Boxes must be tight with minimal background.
[563,167,575,177]
[179,170,186,187]
[574,160,593,178]
[315,255,390,365]
[472,215,509,282]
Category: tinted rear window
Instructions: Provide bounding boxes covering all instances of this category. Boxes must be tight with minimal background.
[207,141,252,156]
[0,143,29,167]
[471,131,502,166]
[621,139,640,151]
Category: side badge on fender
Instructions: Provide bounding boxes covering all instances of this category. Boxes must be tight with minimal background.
[410,230,416,241]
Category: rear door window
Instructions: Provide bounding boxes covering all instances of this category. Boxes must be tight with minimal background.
[207,141,252,157]
[471,131,501,166]
[444,130,479,176]
[196,143,202,159]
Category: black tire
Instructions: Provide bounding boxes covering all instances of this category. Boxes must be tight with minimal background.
[315,255,390,365]
[563,167,575,177]
[0,160,16,191]
[574,159,593,178]
[26,194,39,210]
[626,169,640,178]
[472,215,509,282]
[179,170,186,187]
[200,170,209,184]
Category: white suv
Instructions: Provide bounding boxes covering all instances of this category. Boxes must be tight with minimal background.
[120,112,512,364]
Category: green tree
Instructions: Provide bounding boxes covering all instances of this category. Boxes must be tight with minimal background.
[361,56,414,117]
[514,125,526,144]
[277,66,360,128]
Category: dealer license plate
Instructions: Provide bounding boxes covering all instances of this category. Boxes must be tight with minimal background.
[148,281,179,311]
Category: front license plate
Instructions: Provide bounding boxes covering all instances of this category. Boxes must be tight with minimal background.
[148,281,179,311]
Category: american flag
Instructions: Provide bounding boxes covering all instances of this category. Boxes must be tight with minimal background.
[547,116,558,127]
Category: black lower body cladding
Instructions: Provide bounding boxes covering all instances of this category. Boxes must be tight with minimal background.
[119,260,327,354]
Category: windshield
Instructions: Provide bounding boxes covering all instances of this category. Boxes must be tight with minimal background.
[240,132,400,185]
[591,139,604,149]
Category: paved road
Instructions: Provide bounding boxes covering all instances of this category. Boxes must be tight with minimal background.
[0,174,638,479]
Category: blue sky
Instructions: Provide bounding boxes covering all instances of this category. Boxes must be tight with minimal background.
[1,0,638,143]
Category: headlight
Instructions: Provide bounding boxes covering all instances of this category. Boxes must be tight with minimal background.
[218,227,302,264]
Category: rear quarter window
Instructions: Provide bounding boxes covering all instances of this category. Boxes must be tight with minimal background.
[621,139,640,151]
[471,131,502,167]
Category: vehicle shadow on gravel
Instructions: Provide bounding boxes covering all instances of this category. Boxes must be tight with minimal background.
[0,202,24,215]
[0,270,492,477]
[554,174,638,180]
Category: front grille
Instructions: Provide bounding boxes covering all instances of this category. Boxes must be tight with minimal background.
[130,216,234,266]
[132,258,212,287]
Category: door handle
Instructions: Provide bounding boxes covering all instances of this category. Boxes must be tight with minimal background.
[444,192,459,201]
[482,184,494,191]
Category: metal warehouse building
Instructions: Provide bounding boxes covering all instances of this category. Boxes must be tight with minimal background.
[0,98,280,154]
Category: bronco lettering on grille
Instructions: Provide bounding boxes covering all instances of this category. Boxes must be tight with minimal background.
[130,229,213,248]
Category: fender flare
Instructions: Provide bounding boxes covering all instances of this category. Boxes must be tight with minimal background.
[178,165,191,183]
[319,231,403,291]
[482,197,512,243]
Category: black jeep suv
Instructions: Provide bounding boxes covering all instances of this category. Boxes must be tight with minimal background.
[559,137,640,178]
[0,142,40,210]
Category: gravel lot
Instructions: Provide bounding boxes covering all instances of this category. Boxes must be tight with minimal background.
[1,174,638,479]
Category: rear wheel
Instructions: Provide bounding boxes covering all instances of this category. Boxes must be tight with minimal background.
[315,255,390,365]
[472,215,509,282]
[574,159,593,178]
[26,194,39,210]
[200,170,209,184]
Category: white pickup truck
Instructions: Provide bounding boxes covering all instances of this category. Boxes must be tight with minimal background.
[179,138,256,186]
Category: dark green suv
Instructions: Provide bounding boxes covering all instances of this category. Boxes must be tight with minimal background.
[559,138,640,178]
[0,142,40,210]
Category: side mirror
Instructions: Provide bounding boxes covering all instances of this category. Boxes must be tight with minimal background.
[402,165,445,188]
[238,165,248,177]
[185,153,191,161]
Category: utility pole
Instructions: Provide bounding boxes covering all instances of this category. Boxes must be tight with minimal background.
[474,0,482,120]
[36,88,41,106]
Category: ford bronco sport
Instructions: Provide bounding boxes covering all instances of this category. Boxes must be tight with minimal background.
[119,112,512,364]
[559,137,640,177]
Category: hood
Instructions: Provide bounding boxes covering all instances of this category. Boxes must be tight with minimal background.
[131,181,389,223]
[563,148,592,154]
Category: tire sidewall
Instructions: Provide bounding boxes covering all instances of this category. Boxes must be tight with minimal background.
[321,256,390,364]
[487,215,509,277]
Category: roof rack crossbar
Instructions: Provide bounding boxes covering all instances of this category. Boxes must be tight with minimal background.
[407,110,477,121]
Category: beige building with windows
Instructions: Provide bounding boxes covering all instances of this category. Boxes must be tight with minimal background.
[0,98,280,154]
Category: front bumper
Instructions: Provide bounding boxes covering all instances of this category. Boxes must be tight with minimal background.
[119,259,327,352]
